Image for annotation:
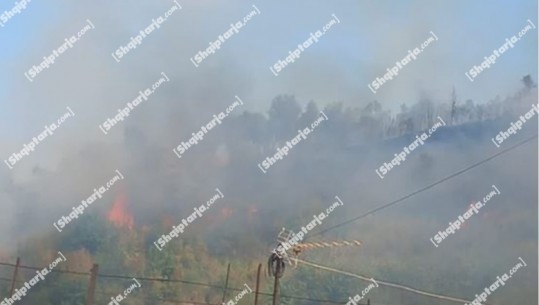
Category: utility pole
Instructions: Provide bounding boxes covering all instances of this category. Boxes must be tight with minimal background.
[221,263,231,304]
[254,264,261,305]
[272,274,280,305]
[9,257,20,297]
[85,264,99,305]
[268,251,285,305]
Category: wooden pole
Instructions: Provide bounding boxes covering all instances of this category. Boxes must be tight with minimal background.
[9,257,20,296]
[254,264,262,305]
[85,264,99,305]
[221,263,231,304]
[272,276,280,305]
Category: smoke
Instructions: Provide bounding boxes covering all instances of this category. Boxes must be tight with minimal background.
[0,2,536,290]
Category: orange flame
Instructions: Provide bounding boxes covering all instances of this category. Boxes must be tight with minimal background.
[220,207,233,218]
[162,214,176,228]
[108,191,134,230]
[247,204,258,222]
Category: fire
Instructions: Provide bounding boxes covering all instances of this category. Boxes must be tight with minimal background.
[108,191,134,230]
[247,205,257,215]
[247,204,258,222]
[162,214,176,228]
[220,207,233,218]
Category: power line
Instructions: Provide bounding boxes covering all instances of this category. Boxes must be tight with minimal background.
[0,262,89,276]
[97,272,350,304]
[296,258,496,305]
[307,134,537,240]
[2,135,532,305]
[97,272,228,290]
[0,260,350,304]
[0,277,15,282]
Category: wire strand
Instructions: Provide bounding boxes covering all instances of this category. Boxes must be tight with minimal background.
[0,261,353,304]
[307,134,537,240]
[296,258,495,305]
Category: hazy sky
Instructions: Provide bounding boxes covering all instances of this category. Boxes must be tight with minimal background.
[0,0,537,169]
[0,3,536,302]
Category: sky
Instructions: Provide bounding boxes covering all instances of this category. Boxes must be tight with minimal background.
[0,0,537,171]
[0,2,537,302]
